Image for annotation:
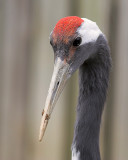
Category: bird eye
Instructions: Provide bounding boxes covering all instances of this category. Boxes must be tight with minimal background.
[73,37,82,47]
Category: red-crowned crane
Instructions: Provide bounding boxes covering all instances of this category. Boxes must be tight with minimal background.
[39,16,111,160]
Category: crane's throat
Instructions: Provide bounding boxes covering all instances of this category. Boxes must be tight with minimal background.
[72,35,111,160]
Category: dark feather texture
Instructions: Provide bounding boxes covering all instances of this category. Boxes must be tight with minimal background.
[72,35,112,160]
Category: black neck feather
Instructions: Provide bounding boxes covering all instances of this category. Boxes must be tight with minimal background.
[72,35,111,160]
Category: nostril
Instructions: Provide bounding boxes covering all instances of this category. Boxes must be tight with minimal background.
[57,81,59,86]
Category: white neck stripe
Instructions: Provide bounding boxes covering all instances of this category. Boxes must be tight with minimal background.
[72,146,80,160]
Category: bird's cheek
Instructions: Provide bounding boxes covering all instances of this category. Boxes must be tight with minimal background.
[64,47,76,64]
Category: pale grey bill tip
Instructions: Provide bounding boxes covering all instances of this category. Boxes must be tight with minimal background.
[39,57,70,141]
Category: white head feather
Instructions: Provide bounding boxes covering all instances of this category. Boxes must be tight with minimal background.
[77,18,102,45]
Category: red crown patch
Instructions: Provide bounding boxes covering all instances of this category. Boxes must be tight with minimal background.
[53,16,84,38]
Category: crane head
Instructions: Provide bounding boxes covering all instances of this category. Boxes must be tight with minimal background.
[39,16,102,141]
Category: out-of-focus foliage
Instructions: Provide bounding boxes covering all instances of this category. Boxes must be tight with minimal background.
[0,0,128,160]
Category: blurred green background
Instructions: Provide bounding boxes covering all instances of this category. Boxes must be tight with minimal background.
[0,0,128,160]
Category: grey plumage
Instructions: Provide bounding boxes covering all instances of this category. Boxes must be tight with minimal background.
[72,35,111,160]
[40,17,112,160]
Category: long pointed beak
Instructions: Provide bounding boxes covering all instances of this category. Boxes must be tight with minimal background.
[39,57,70,141]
